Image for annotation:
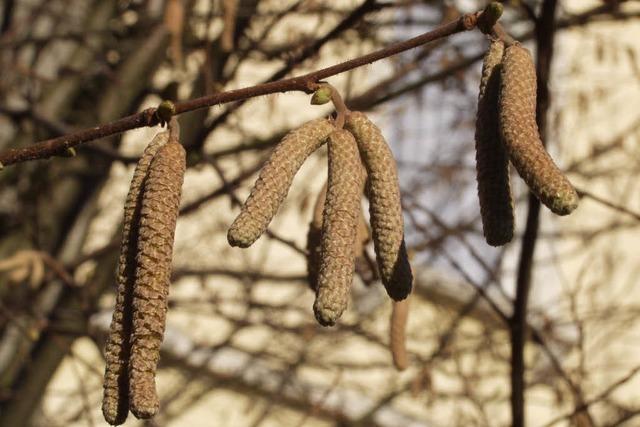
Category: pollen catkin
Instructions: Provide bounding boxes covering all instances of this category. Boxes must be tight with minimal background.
[390,298,410,371]
[103,131,169,426]
[228,118,335,248]
[499,44,579,215]
[313,130,365,326]
[345,112,413,301]
[475,39,514,246]
[128,140,185,420]
[307,173,368,291]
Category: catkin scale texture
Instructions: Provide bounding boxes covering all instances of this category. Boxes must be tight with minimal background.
[499,44,579,215]
[103,131,169,426]
[475,40,514,246]
[307,173,368,291]
[345,112,412,300]
[228,118,335,248]
[313,130,364,326]
[128,141,185,419]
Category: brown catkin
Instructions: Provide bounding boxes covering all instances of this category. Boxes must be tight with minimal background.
[128,140,185,419]
[228,118,335,248]
[313,130,365,326]
[307,172,368,291]
[345,112,413,301]
[390,298,410,371]
[103,131,169,426]
[499,44,579,215]
[475,39,514,246]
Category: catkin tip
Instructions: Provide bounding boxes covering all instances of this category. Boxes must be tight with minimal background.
[549,190,580,215]
[313,301,340,327]
[130,396,159,420]
[102,401,128,426]
[227,227,254,248]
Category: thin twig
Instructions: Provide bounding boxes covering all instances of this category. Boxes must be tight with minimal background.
[0,12,481,167]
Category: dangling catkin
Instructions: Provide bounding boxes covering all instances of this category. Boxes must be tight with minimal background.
[313,130,365,326]
[103,131,169,426]
[475,39,514,246]
[390,298,410,371]
[307,172,368,291]
[499,44,579,215]
[227,119,335,248]
[228,118,335,248]
[345,112,412,301]
[128,139,185,419]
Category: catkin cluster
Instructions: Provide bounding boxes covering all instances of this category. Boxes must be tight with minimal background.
[474,41,579,246]
[229,112,412,326]
[102,125,185,425]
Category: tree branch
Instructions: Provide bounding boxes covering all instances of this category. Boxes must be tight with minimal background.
[0,11,481,167]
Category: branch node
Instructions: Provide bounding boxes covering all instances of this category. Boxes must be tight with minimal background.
[316,84,350,129]
[461,13,478,31]
[155,100,176,127]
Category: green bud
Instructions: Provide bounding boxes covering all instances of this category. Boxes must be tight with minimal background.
[478,2,503,34]
[311,86,332,105]
[56,146,77,158]
[155,100,176,126]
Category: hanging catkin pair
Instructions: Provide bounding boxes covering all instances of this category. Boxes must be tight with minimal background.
[102,122,185,425]
[313,112,413,326]
[474,41,579,247]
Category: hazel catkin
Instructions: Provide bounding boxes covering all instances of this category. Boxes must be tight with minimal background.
[345,112,412,301]
[103,131,169,426]
[128,139,185,419]
[475,39,514,246]
[390,298,410,371]
[306,173,368,291]
[499,44,579,215]
[228,118,335,248]
[313,130,365,326]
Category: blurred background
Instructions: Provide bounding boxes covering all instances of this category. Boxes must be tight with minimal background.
[0,0,639,426]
